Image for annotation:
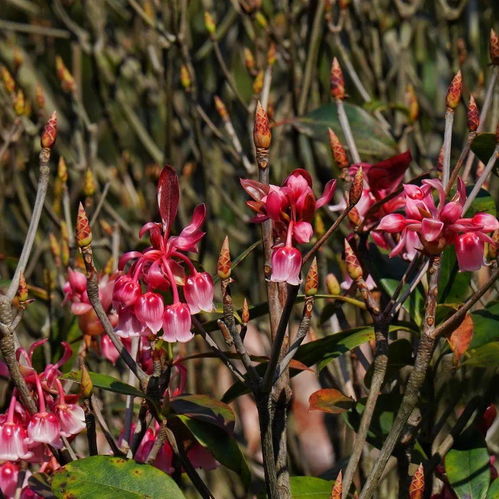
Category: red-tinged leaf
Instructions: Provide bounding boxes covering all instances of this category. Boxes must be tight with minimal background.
[366,150,412,196]
[447,314,474,365]
[289,359,313,372]
[240,178,269,202]
[308,388,354,414]
[157,165,179,236]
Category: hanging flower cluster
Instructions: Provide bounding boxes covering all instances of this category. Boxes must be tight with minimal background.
[0,341,84,492]
[113,165,213,342]
[377,178,498,271]
[241,169,336,284]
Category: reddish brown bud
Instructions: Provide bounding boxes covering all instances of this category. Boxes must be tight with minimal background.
[330,57,345,100]
[55,56,76,93]
[217,236,231,279]
[305,258,319,296]
[180,64,191,91]
[331,470,342,499]
[16,273,29,303]
[467,95,479,132]
[242,298,250,324]
[254,101,271,149]
[338,0,350,8]
[204,11,216,36]
[405,84,419,123]
[344,239,363,281]
[328,128,349,169]
[325,273,341,296]
[214,96,229,121]
[40,111,57,149]
[267,42,277,66]
[35,83,45,110]
[409,464,424,499]
[446,70,462,110]
[243,48,256,75]
[347,206,362,227]
[349,167,363,207]
[0,66,15,93]
[252,69,264,95]
[83,169,96,197]
[76,202,92,248]
[490,28,499,66]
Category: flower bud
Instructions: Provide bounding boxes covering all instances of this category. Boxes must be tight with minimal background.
[347,207,361,227]
[55,56,76,93]
[325,273,341,296]
[214,96,229,121]
[344,239,363,281]
[331,470,342,499]
[113,275,141,308]
[330,57,345,100]
[49,233,61,266]
[80,361,94,399]
[180,64,191,91]
[252,69,264,95]
[76,202,92,248]
[328,128,349,169]
[349,167,363,207]
[41,111,57,149]
[490,28,499,66]
[217,236,231,279]
[243,47,256,75]
[13,89,27,116]
[204,11,216,36]
[467,95,479,132]
[184,272,215,314]
[409,463,424,499]
[305,258,319,296]
[242,298,250,324]
[446,70,462,110]
[405,84,419,123]
[83,169,96,197]
[16,273,29,303]
[253,101,271,149]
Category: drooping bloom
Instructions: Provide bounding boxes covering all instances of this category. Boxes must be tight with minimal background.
[241,169,336,284]
[114,165,213,342]
[377,178,498,271]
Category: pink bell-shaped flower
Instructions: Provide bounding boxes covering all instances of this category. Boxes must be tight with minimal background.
[0,462,19,497]
[0,422,31,461]
[113,275,141,308]
[134,292,164,333]
[163,303,193,343]
[270,246,302,285]
[55,402,85,438]
[184,272,214,314]
[455,232,485,272]
[27,412,61,448]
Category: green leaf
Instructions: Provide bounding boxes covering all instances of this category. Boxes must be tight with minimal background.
[51,456,184,499]
[294,102,397,160]
[381,278,424,325]
[463,342,499,368]
[170,394,235,431]
[439,247,471,303]
[445,431,490,499]
[470,302,499,349]
[61,370,146,398]
[465,187,497,218]
[486,479,499,499]
[177,415,251,488]
[470,133,498,176]
[290,476,335,498]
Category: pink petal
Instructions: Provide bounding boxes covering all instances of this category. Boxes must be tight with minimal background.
[377,213,408,232]
[293,221,313,244]
[70,302,93,315]
[163,303,193,343]
[315,179,337,209]
[440,201,463,224]
[266,189,287,220]
[118,251,143,271]
[134,292,164,333]
[421,218,444,242]
[455,232,484,271]
[471,213,499,232]
[240,178,269,201]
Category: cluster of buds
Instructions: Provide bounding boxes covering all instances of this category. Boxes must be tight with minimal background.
[0,342,84,466]
[242,169,336,285]
[377,178,499,271]
[112,165,213,343]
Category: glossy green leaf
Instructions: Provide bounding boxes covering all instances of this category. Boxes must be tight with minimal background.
[445,434,490,499]
[51,456,184,499]
[470,302,499,349]
[470,133,497,176]
[465,187,497,218]
[381,278,424,325]
[294,102,397,160]
[177,415,251,488]
[486,479,499,499]
[170,394,235,431]
[439,247,471,303]
[61,370,146,398]
[463,342,499,368]
[290,476,335,498]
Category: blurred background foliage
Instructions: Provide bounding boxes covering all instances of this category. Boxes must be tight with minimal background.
[0,0,498,497]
